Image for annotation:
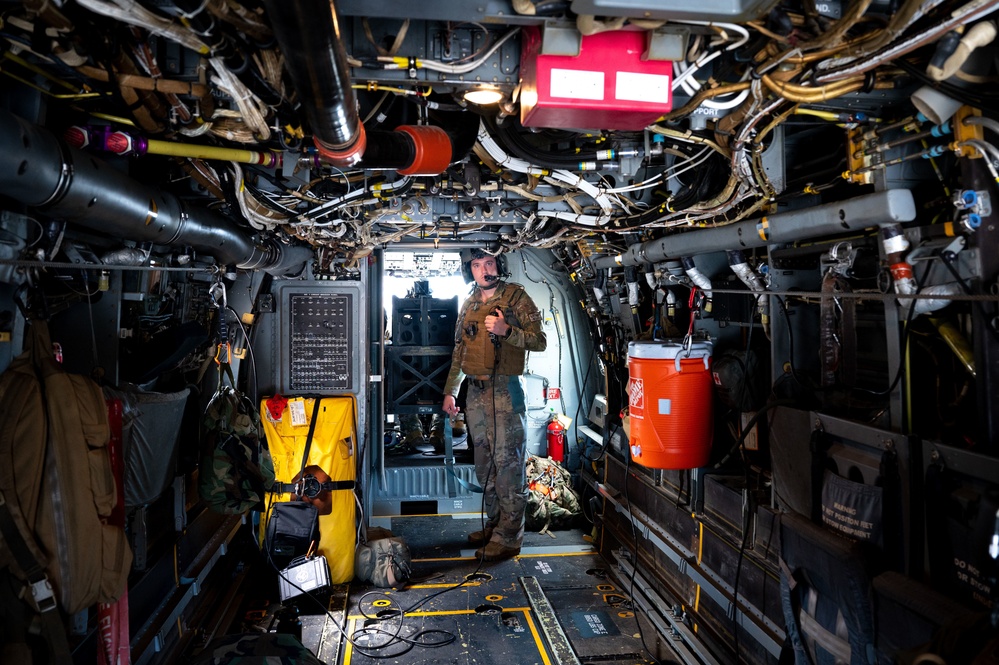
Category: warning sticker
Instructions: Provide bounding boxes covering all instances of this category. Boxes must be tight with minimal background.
[820,470,882,545]
[289,399,307,426]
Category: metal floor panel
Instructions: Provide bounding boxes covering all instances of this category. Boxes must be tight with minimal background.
[306,515,669,664]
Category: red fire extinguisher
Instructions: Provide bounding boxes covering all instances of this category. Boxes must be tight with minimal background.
[546,412,565,463]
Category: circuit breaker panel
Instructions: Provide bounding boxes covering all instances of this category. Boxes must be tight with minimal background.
[268,282,365,395]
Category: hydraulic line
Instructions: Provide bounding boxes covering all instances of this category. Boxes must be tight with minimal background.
[491,118,616,171]
[963,114,999,138]
[145,139,280,166]
[659,82,751,123]
[761,74,868,103]
[65,125,284,166]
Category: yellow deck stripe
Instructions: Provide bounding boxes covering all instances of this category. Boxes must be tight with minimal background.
[697,522,704,565]
[343,608,550,664]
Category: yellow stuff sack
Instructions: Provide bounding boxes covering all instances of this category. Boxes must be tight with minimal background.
[260,396,356,583]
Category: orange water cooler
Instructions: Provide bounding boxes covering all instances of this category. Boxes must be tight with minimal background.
[627,340,714,469]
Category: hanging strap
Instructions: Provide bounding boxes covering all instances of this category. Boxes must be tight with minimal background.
[0,492,72,662]
[443,417,482,494]
[879,448,904,569]
[298,397,323,480]
[810,427,829,523]
[445,460,483,494]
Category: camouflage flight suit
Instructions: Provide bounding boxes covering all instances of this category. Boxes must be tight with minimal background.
[443,281,547,549]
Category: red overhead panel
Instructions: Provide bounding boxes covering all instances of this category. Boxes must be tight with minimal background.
[520,27,673,131]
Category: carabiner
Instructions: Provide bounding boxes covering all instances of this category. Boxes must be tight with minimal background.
[209,280,227,310]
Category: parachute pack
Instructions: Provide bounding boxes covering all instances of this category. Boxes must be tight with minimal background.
[525,455,582,534]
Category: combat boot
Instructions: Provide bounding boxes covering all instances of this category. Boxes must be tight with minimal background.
[452,412,466,437]
[467,527,493,546]
[475,541,521,561]
[428,414,445,452]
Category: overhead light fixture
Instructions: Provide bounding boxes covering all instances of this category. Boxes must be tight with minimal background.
[463,86,505,105]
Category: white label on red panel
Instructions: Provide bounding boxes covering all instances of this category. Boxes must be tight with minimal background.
[616,72,670,104]
[550,68,604,100]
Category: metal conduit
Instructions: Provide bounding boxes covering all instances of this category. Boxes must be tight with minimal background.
[264,0,453,173]
[592,190,917,268]
[0,110,312,276]
[263,0,364,163]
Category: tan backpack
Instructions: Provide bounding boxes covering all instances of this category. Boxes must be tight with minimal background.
[0,319,132,660]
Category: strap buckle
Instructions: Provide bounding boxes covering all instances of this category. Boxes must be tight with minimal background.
[28,576,57,613]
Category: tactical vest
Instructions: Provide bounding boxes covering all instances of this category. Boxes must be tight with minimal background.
[456,283,529,377]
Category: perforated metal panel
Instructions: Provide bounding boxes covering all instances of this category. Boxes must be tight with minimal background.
[276,283,363,394]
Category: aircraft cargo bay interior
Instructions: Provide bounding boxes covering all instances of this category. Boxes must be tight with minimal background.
[0,0,997,663]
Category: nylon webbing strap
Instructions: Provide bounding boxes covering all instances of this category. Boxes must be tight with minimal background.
[809,428,829,523]
[443,417,482,494]
[444,463,483,494]
[839,276,858,386]
[0,493,51,610]
[297,397,323,480]
[0,492,72,662]
[443,417,456,497]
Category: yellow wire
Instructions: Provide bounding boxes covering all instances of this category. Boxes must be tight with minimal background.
[1,70,105,99]
[3,51,81,92]
[794,108,840,121]
[89,112,136,127]
[351,83,431,97]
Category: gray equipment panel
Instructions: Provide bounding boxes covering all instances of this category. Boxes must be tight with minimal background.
[277,283,363,394]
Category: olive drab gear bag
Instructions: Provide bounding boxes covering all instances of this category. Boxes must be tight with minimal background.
[199,368,275,514]
[0,319,132,661]
[354,527,412,588]
[525,455,582,534]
